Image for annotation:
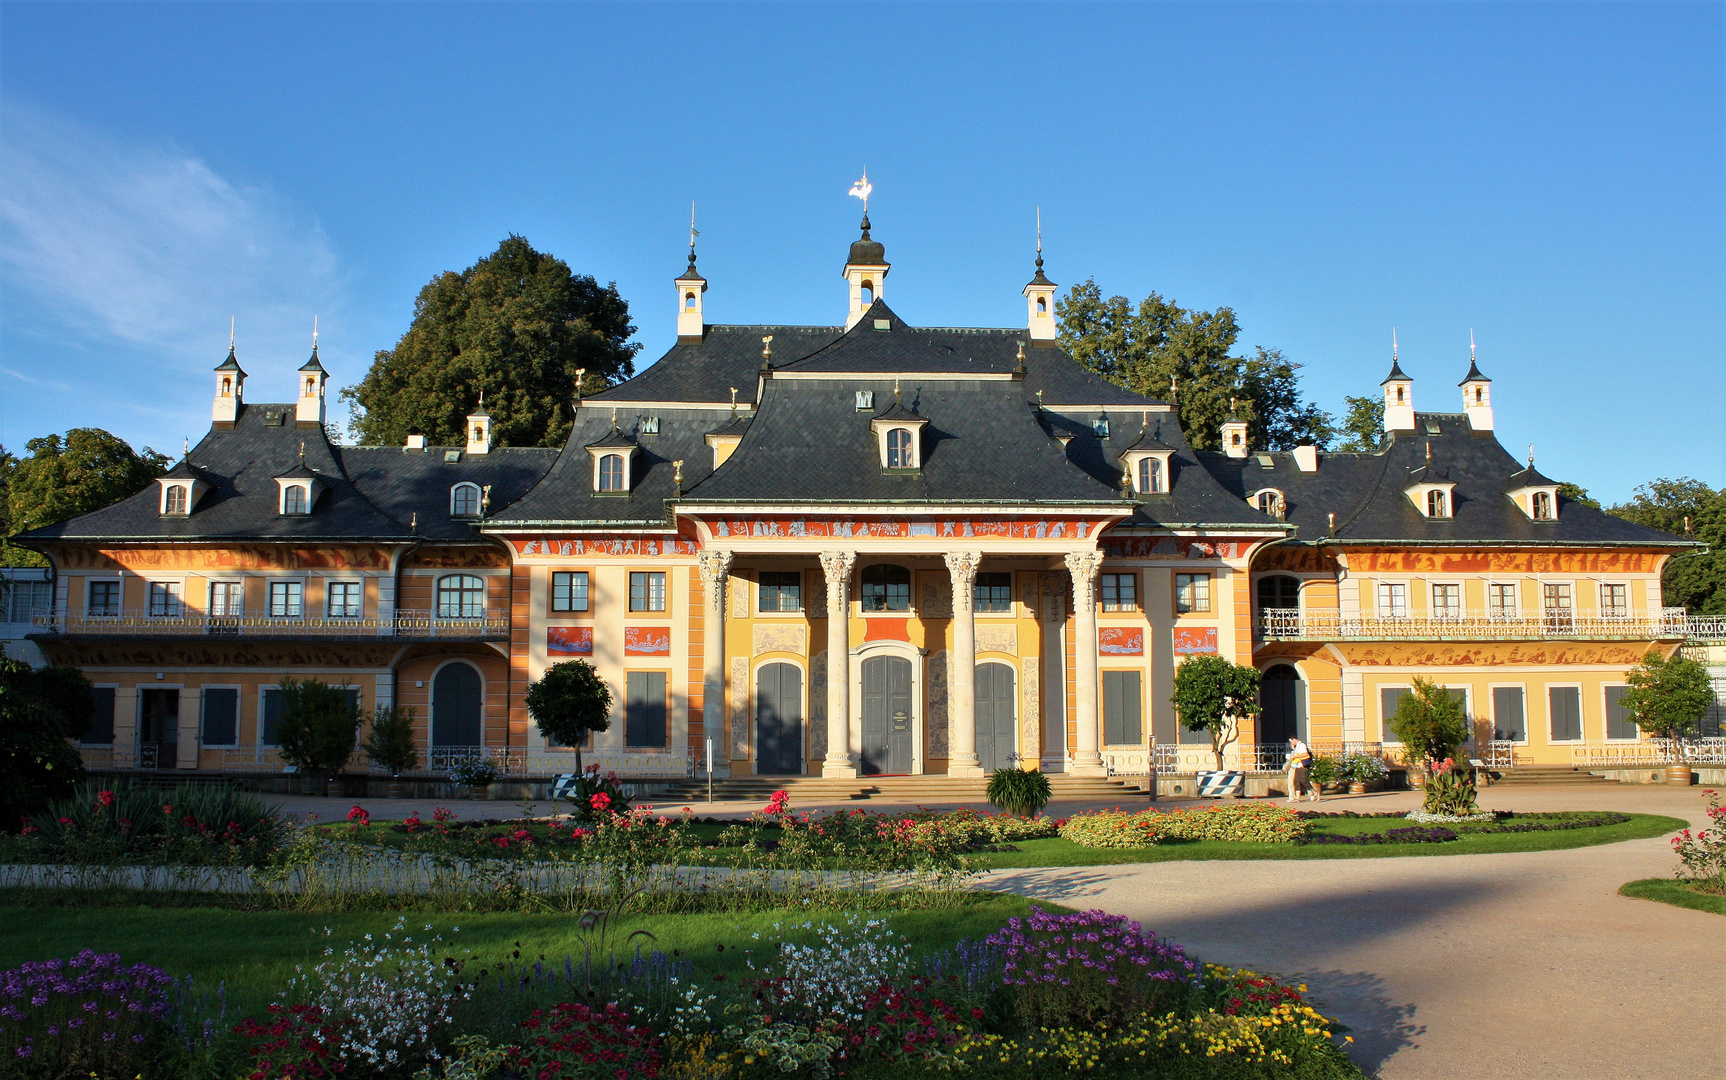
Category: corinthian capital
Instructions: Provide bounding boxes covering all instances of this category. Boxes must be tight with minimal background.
[696,548,734,586]
[818,550,856,586]
[1063,550,1105,613]
[944,551,983,613]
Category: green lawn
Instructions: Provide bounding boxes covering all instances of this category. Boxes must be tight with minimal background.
[1618,877,1726,916]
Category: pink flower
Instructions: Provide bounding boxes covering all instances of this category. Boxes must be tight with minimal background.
[591,792,613,811]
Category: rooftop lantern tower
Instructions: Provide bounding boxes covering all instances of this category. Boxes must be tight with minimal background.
[1023,209,1057,342]
[296,318,328,429]
[675,203,707,342]
[212,318,246,428]
[1381,331,1416,433]
[843,171,888,330]
[1460,331,1494,432]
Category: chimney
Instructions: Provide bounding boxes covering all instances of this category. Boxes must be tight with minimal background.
[405,433,427,451]
[1292,445,1319,473]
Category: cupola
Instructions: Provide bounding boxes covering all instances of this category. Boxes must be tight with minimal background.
[870,385,927,470]
[586,414,641,493]
[296,333,328,429]
[1023,240,1057,342]
[843,213,890,330]
[157,459,211,517]
[675,240,707,341]
[1382,337,1415,433]
[1460,337,1493,432]
[1220,398,1250,459]
[466,395,492,456]
[212,342,246,428]
[1505,455,1560,522]
[1119,414,1175,494]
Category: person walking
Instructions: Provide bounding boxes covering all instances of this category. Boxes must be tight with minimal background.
[1286,735,1316,804]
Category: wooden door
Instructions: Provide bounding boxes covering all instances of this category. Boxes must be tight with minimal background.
[975,662,1017,772]
[861,656,914,775]
[754,663,805,774]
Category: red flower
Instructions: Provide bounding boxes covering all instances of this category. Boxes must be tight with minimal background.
[591,792,613,811]
[346,805,370,826]
[95,790,115,807]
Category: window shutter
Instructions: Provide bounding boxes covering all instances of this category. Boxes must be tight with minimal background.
[1549,687,1582,741]
[1492,687,1525,742]
[1604,686,1636,740]
[86,687,116,745]
[202,688,239,747]
[1380,687,1408,743]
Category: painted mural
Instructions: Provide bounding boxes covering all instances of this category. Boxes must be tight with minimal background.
[706,517,1102,540]
[1173,627,1219,655]
[1101,537,1262,560]
[547,626,593,655]
[623,626,672,656]
[1099,627,1145,655]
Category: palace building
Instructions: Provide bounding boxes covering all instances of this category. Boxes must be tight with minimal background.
[15,217,1720,788]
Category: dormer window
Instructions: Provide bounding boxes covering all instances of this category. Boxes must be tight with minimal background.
[599,455,626,491]
[1405,481,1455,519]
[1532,491,1553,520]
[1256,490,1285,518]
[870,400,928,470]
[164,485,188,515]
[886,429,914,468]
[1427,489,1448,517]
[281,484,309,515]
[1137,458,1162,493]
[451,483,482,517]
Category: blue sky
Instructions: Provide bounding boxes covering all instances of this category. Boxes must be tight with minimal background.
[2,1,1720,504]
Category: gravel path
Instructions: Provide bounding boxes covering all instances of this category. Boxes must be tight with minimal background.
[980,784,1721,1080]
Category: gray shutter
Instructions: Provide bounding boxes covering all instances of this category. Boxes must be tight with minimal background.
[627,672,667,747]
[261,688,283,745]
[202,688,239,747]
[1549,686,1582,741]
[1103,671,1124,745]
[1121,671,1143,745]
[85,687,116,745]
[1492,687,1525,742]
[1604,686,1636,740]
[1381,687,1409,743]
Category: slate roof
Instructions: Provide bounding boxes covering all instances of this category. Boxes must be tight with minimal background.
[18,402,557,544]
[1196,413,1694,547]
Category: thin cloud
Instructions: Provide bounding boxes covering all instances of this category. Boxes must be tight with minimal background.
[0,102,347,371]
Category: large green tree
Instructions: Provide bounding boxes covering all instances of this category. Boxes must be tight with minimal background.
[342,235,641,448]
[1056,280,1332,451]
[1330,396,1384,452]
[0,657,95,830]
[4,429,168,566]
[1169,655,1263,769]
[1608,478,1726,614]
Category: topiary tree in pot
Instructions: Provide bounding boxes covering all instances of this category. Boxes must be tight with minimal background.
[362,704,419,797]
[1170,655,1262,771]
[275,678,362,796]
[525,660,625,820]
[1620,651,1714,785]
[986,766,1052,818]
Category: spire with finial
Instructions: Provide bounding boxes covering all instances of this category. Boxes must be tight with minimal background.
[1015,341,1026,375]
[729,386,739,413]
[1382,328,1410,385]
[760,334,773,371]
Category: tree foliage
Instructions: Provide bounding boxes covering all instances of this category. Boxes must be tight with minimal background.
[1556,482,1599,509]
[1620,652,1714,741]
[362,704,420,777]
[1388,677,1470,765]
[1608,477,1726,614]
[0,658,95,830]
[3,429,168,566]
[1330,396,1384,452]
[342,235,641,448]
[274,678,361,781]
[1169,655,1262,769]
[525,660,614,774]
[1056,280,1332,450]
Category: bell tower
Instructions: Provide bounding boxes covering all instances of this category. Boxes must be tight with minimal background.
[675,205,707,341]
[212,332,246,428]
[1460,334,1493,432]
[1381,334,1415,433]
[296,323,328,429]
[1023,226,1057,342]
[843,213,889,329]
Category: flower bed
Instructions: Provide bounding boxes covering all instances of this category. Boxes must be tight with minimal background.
[1299,826,1459,845]
[1058,804,1309,848]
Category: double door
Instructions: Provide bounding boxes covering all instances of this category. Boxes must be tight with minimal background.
[139,688,178,768]
[860,656,914,775]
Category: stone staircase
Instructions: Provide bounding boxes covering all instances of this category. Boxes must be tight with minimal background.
[652,773,1147,804]
[1489,765,1612,786]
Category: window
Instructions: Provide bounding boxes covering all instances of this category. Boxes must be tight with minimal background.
[1036,295,1048,314]
[598,454,626,491]
[1542,582,1573,632]
[1492,686,1526,742]
[1549,685,1582,741]
[1488,583,1517,620]
[3,579,50,622]
[1600,583,1628,618]
[974,572,1013,613]
[758,571,803,613]
[208,581,242,617]
[684,291,697,309]
[629,571,666,612]
[1377,581,1408,618]
[1426,489,1448,517]
[85,687,116,745]
[269,581,303,618]
[148,582,182,618]
[626,671,667,747]
[1100,573,1137,612]
[1102,670,1143,745]
[202,688,239,747]
[87,580,120,617]
[860,564,911,612]
[327,581,362,618]
[1531,491,1553,520]
[282,485,308,515]
[437,574,486,618]
[163,485,188,515]
[1174,573,1210,614]
[1137,457,1162,493]
[886,428,914,468]
[1380,686,1409,743]
[1431,584,1461,620]
[1257,576,1300,611]
[451,483,481,517]
[552,571,590,613]
[1605,685,1637,740]
[1257,490,1281,517]
[1092,417,1109,438]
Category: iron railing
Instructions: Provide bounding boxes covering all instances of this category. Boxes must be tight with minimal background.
[33,608,507,640]
[79,742,694,779]
[1257,607,1692,641]
[1102,741,1406,776]
[1569,738,1726,768]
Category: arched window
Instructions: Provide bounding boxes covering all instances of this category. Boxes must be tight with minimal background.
[1474,386,1483,403]
[861,281,874,306]
[282,485,307,515]
[886,428,914,468]
[163,485,188,515]
[1532,491,1553,520]
[860,564,911,612]
[436,574,486,618]
[1395,386,1405,403]
[1137,458,1163,493]
[304,376,316,396]
[221,377,231,394]
[598,454,626,491]
[1257,575,1301,611]
[450,483,481,517]
[1036,295,1048,313]
[684,291,697,309]
[1426,489,1448,517]
[1257,490,1281,517]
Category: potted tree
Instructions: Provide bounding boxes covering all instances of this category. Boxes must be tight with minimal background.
[1619,652,1714,786]
[1389,677,1475,816]
[362,704,419,798]
[525,660,614,818]
[1170,655,1262,790]
[986,764,1053,818]
[275,678,362,798]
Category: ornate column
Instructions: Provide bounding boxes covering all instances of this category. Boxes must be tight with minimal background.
[944,551,984,776]
[696,549,734,774]
[1064,550,1107,777]
[819,551,857,778]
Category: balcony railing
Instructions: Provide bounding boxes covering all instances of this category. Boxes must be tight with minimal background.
[33,608,508,640]
[79,743,694,779]
[1257,607,1691,642]
[1569,738,1726,768]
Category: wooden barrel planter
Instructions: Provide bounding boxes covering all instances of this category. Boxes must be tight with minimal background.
[1664,764,1694,787]
[1348,781,1367,795]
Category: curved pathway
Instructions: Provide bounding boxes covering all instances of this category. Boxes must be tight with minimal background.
[981,785,1720,1079]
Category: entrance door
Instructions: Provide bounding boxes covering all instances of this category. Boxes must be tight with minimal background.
[754,663,805,775]
[1259,664,1301,745]
[432,663,483,747]
[860,656,914,775]
[138,689,179,769]
[975,662,1017,773]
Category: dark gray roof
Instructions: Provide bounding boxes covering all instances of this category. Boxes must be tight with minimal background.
[1197,413,1695,547]
[214,347,245,375]
[705,414,752,438]
[298,348,326,374]
[1505,461,1558,489]
[1460,358,1489,384]
[586,427,639,450]
[847,214,886,265]
[1382,357,1409,384]
[336,444,557,540]
[871,398,923,423]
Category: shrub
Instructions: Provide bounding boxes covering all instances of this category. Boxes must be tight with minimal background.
[834,977,973,1067]
[231,1003,353,1080]
[1621,652,1715,740]
[1307,755,1341,784]
[1671,789,1726,892]
[363,704,420,777]
[525,660,614,775]
[448,758,501,788]
[1341,753,1388,784]
[1171,656,1262,770]
[1058,809,1164,848]
[0,658,94,832]
[1387,677,1469,766]
[1059,804,1308,848]
[985,907,1197,1027]
[559,764,634,823]
[986,768,1052,817]
[749,912,913,1022]
[1420,759,1480,816]
[275,678,362,782]
[0,950,176,1079]
[13,781,288,867]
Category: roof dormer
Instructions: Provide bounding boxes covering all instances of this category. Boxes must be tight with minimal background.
[705,412,751,470]
[1248,487,1287,520]
[275,459,322,516]
[1506,458,1560,521]
[587,420,640,493]
[1404,447,1456,518]
[1119,416,1175,494]
[157,460,211,517]
[870,391,927,470]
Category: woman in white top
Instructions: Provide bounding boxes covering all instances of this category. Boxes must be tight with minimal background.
[1286,736,1317,804]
